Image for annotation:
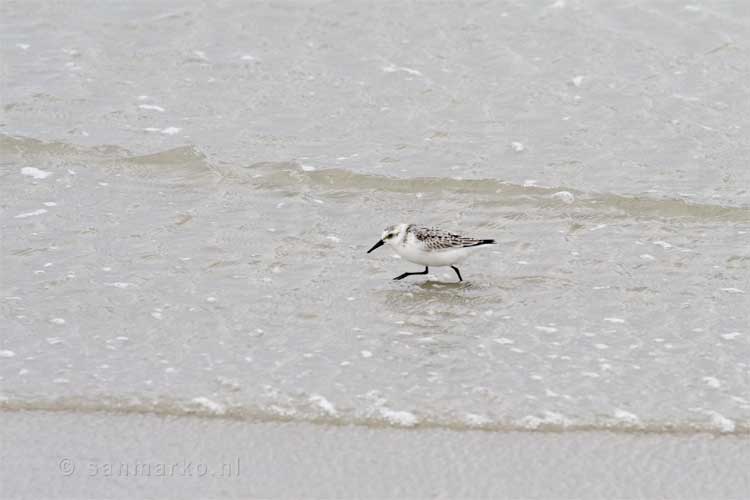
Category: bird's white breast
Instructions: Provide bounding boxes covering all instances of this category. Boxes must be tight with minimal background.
[392,242,472,267]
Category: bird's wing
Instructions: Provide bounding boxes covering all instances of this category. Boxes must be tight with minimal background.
[411,226,488,250]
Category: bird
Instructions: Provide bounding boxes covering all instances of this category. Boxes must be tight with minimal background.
[366,223,495,281]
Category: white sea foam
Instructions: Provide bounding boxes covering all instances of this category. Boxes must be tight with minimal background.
[721,332,741,340]
[15,209,47,218]
[551,191,575,204]
[106,282,133,289]
[191,397,226,415]
[604,317,625,323]
[381,64,422,76]
[144,126,181,135]
[379,407,418,426]
[702,376,721,388]
[535,326,558,333]
[138,104,165,112]
[21,167,52,179]
[706,411,735,433]
[0,350,16,358]
[268,404,296,417]
[613,409,640,424]
[309,394,337,416]
[463,413,491,427]
[520,411,571,429]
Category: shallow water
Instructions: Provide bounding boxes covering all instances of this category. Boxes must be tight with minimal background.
[2,0,749,439]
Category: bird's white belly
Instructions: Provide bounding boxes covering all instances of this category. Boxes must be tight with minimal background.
[394,244,470,267]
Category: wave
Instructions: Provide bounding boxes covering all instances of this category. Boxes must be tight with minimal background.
[0,133,129,159]
[3,133,749,221]
[1,394,747,436]
[241,161,750,222]
[1,133,220,187]
[116,146,221,186]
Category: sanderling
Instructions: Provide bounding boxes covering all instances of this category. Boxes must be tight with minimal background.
[367,223,495,281]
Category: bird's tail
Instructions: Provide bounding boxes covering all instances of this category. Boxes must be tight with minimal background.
[468,239,495,247]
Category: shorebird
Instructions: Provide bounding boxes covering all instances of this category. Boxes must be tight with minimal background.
[367,223,495,281]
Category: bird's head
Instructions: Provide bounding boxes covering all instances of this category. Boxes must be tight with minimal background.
[367,223,408,253]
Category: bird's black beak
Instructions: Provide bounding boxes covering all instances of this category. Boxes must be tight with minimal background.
[367,239,385,254]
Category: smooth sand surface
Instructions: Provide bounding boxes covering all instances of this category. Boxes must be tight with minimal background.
[1,411,749,499]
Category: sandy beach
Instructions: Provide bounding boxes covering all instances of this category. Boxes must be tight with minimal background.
[2,410,749,499]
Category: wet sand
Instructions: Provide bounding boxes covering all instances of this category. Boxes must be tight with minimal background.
[1,410,749,499]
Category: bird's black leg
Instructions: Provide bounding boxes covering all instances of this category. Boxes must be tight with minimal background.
[451,266,463,282]
[393,266,429,281]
